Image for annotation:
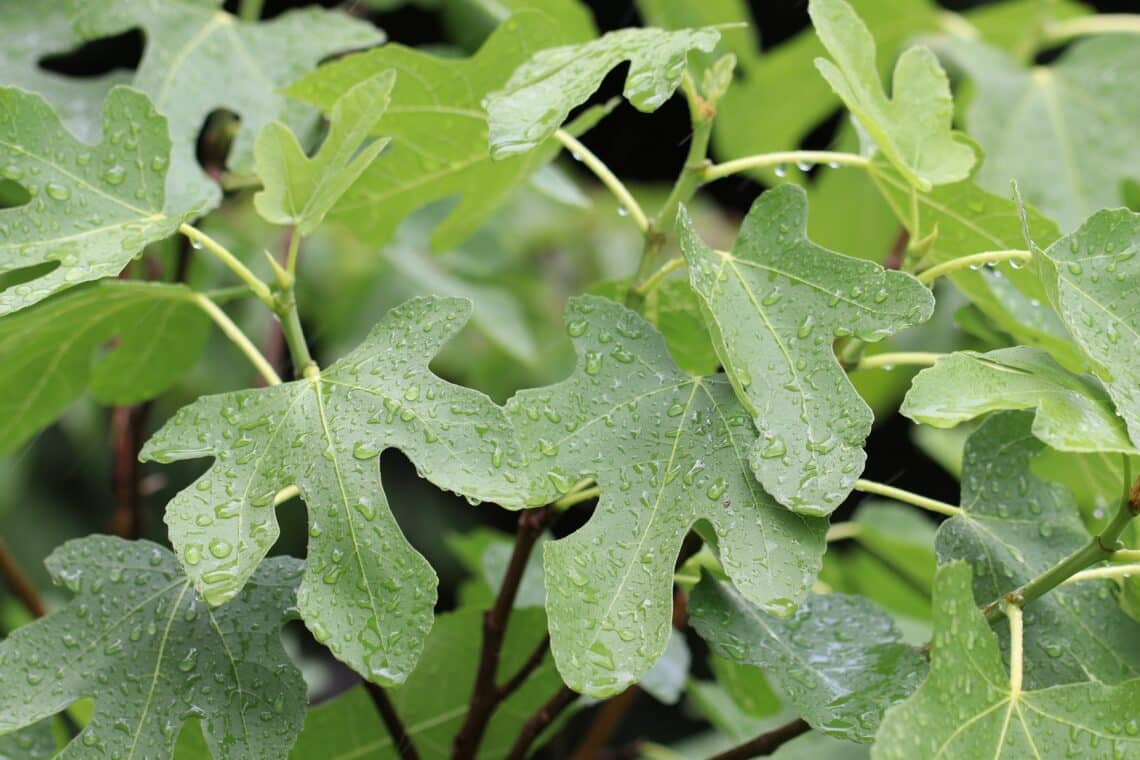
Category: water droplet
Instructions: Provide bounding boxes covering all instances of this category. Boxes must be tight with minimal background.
[102,165,127,185]
[208,539,233,559]
[45,182,70,201]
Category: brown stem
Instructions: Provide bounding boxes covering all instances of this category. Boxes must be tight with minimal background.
[452,506,554,758]
[109,403,150,540]
[364,681,420,760]
[883,227,910,270]
[706,718,811,760]
[571,686,640,760]
[496,633,551,701]
[0,538,45,619]
[504,685,578,760]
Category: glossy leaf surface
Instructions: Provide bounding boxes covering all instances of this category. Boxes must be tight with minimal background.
[507,295,827,696]
[0,86,181,316]
[0,537,305,759]
[678,185,933,514]
[142,297,527,685]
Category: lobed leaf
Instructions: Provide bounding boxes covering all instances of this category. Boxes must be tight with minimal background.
[0,86,181,316]
[0,281,208,456]
[903,347,1137,455]
[507,295,827,697]
[690,575,926,742]
[678,185,934,515]
[808,0,974,190]
[1035,208,1140,449]
[937,412,1140,688]
[67,0,383,217]
[141,297,529,686]
[875,562,1140,759]
[485,26,719,157]
[254,71,394,236]
[288,1,595,250]
[938,35,1140,231]
[0,536,305,759]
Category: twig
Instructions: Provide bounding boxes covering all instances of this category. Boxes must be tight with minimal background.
[496,633,551,701]
[853,478,961,517]
[705,718,812,760]
[571,686,640,760]
[109,403,150,539]
[452,507,555,758]
[0,538,45,619]
[364,681,420,760]
[504,685,578,760]
[554,129,648,233]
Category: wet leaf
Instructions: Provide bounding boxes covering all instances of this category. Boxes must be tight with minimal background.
[1035,208,1140,449]
[141,297,529,686]
[678,185,933,514]
[876,562,1140,759]
[254,71,394,236]
[485,26,719,157]
[0,281,208,455]
[809,0,974,190]
[0,536,305,759]
[67,0,383,216]
[690,575,926,742]
[903,347,1137,454]
[507,295,826,697]
[938,35,1140,231]
[288,1,595,250]
[0,720,55,760]
[0,86,182,316]
[936,412,1140,688]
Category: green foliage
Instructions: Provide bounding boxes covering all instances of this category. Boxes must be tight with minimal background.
[0,86,181,315]
[0,537,305,758]
[3,1,1140,757]
[507,296,826,696]
[678,186,933,514]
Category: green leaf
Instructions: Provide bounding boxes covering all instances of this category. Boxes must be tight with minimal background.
[284,607,565,760]
[1035,208,1140,449]
[485,26,719,157]
[0,281,208,456]
[936,412,1140,688]
[288,2,595,250]
[0,86,182,316]
[506,295,827,697]
[876,562,1140,759]
[903,347,1137,455]
[808,0,974,190]
[677,185,934,514]
[67,0,383,216]
[690,575,926,742]
[141,297,528,685]
[848,500,938,599]
[0,721,55,760]
[867,156,1086,371]
[254,71,394,236]
[938,35,1140,231]
[0,0,129,142]
[0,536,305,759]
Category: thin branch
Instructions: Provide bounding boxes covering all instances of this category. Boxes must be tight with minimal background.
[0,538,45,619]
[178,223,275,309]
[452,507,555,758]
[856,352,945,371]
[554,129,648,233]
[853,478,962,517]
[190,293,283,386]
[916,249,1031,284]
[496,633,551,701]
[109,403,150,539]
[702,151,869,183]
[364,681,420,760]
[571,686,640,760]
[705,717,812,760]
[504,685,578,760]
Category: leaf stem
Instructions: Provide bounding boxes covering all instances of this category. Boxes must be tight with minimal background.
[702,151,869,183]
[705,717,812,760]
[278,293,314,375]
[554,129,648,233]
[284,226,302,277]
[826,521,861,542]
[1112,549,1140,563]
[633,257,686,297]
[853,479,962,517]
[238,0,264,21]
[191,293,282,386]
[915,249,1032,285]
[1043,14,1140,44]
[179,224,275,310]
[0,537,45,619]
[364,681,420,760]
[1062,564,1140,584]
[453,506,556,759]
[503,684,578,760]
[554,485,601,510]
[983,467,1140,623]
[856,352,945,370]
[1006,601,1023,699]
